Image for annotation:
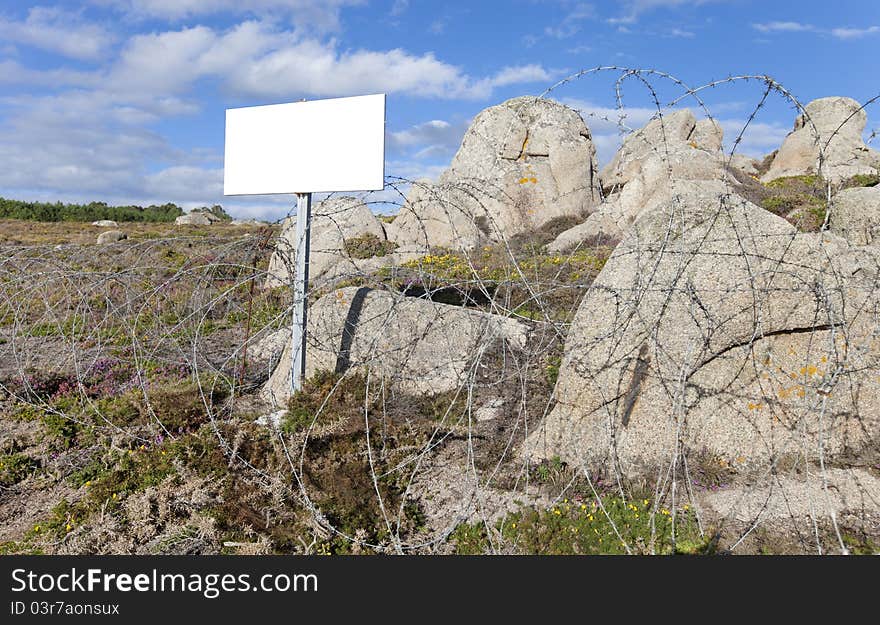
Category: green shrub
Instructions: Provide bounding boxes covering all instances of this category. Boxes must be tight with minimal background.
[140,382,226,432]
[764,174,822,189]
[41,412,80,450]
[344,233,398,259]
[0,453,40,486]
[451,521,492,555]
[842,173,880,188]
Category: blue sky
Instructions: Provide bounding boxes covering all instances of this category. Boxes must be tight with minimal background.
[0,0,878,220]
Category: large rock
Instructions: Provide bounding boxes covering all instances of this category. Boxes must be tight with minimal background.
[761,97,880,184]
[525,187,880,477]
[727,153,760,178]
[96,230,127,245]
[92,220,118,228]
[828,185,880,246]
[265,197,388,289]
[595,109,730,229]
[547,213,622,253]
[175,212,214,226]
[262,287,529,406]
[548,109,734,251]
[385,97,601,250]
[600,110,722,189]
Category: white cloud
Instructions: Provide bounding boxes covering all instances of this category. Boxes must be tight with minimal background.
[480,65,553,90]
[389,0,409,17]
[145,166,225,202]
[545,2,596,39]
[100,22,552,100]
[752,21,815,33]
[226,41,551,100]
[831,26,880,39]
[429,18,448,35]
[77,20,556,103]
[385,160,447,183]
[609,0,721,24]
[667,27,695,38]
[0,60,98,88]
[387,118,471,160]
[717,118,789,157]
[0,7,116,61]
[751,22,880,40]
[91,0,364,30]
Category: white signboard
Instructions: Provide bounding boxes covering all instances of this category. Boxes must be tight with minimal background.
[223,94,385,195]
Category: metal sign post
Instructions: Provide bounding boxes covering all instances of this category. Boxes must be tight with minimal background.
[290,192,312,393]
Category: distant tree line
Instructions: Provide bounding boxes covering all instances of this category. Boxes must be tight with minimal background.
[0,197,185,223]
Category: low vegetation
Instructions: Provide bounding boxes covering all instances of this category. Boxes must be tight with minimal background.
[343,232,398,259]
[452,496,713,555]
[0,197,184,223]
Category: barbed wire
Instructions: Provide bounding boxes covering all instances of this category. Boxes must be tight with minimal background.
[1,67,879,555]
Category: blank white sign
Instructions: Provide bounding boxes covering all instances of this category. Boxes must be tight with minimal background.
[224,94,385,195]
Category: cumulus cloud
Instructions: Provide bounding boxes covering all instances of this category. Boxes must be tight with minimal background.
[101,22,552,100]
[0,7,116,61]
[387,119,471,160]
[0,60,98,88]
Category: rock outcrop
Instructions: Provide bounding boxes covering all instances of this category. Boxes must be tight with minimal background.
[175,212,216,226]
[262,287,529,406]
[526,187,880,477]
[549,109,730,250]
[386,97,601,250]
[829,185,880,246]
[265,196,389,289]
[174,212,214,226]
[96,230,127,245]
[760,97,880,184]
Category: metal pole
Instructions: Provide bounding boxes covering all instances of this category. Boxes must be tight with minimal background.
[290,192,312,393]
